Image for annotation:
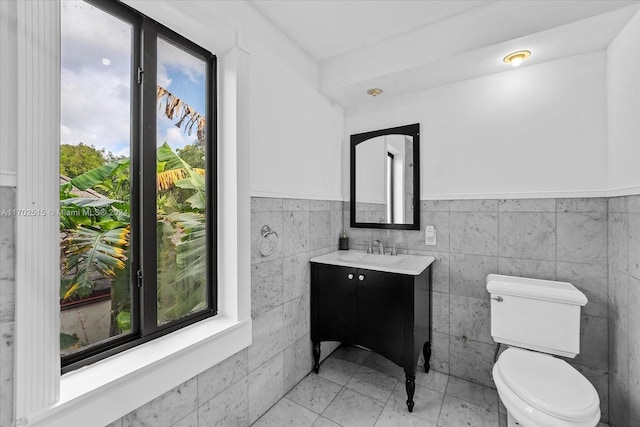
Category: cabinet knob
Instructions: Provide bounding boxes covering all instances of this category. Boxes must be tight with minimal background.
[358,274,365,281]
[347,273,354,280]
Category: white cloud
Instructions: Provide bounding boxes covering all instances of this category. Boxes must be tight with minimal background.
[60,0,206,159]
[159,124,195,151]
[61,1,131,74]
[60,67,131,155]
[158,38,205,89]
[60,0,132,156]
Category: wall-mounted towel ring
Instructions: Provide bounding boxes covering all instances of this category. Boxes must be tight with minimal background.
[259,225,278,257]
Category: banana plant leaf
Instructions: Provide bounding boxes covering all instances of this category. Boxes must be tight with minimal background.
[68,158,130,191]
[61,225,130,299]
[155,211,207,323]
[60,198,130,229]
[167,211,207,283]
[60,182,75,200]
[116,311,131,332]
[60,197,130,218]
[157,142,193,174]
[174,175,206,210]
[157,143,206,210]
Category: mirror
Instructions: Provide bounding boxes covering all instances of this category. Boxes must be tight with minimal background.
[350,123,420,230]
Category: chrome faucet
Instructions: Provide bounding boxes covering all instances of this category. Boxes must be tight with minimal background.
[390,242,406,256]
[373,240,384,255]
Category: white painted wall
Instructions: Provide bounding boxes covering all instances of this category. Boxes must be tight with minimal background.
[355,136,385,203]
[344,51,608,200]
[249,46,344,200]
[608,9,640,194]
[0,0,17,181]
[124,1,345,201]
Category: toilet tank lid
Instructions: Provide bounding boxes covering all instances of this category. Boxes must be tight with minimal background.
[486,274,587,306]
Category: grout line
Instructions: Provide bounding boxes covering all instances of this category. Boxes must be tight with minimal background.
[435,378,448,427]
[447,202,451,339]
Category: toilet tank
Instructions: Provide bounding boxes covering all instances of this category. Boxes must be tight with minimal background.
[486,274,587,358]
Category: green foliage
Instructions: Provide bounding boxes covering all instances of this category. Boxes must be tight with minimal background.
[64,157,131,202]
[60,143,107,178]
[116,311,131,332]
[168,212,206,282]
[60,143,207,340]
[60,225,130,299]
[157,142,206,211]
[60,332,81,352]
[157,211,207,323]
[176,140,205,169]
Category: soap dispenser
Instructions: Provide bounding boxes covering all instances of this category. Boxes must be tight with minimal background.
[339,230,349,250]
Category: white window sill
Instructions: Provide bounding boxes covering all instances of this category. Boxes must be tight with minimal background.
[26,315,252,427]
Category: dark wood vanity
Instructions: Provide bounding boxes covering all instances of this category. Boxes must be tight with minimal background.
[310,259,432,412]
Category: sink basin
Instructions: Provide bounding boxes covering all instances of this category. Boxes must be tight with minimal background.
[338,252,403,266]
[337,251,365,262]
[312,251,435,276]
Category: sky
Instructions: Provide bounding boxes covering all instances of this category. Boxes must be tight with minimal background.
[60,0,207,159]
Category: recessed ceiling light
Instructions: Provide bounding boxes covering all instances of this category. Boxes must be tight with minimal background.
[503,50,531,67]
[367,88,383,97]
[101,58,111,66]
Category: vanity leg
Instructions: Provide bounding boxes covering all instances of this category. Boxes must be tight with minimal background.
[405,368,416,412]
[423,341,431,373]
[312,342,321,374]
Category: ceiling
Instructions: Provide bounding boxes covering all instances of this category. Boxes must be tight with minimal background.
[249,1,488,60]
[249,0,640,110]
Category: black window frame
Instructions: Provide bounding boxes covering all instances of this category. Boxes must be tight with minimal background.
[387,151,394,223]
[61,0,218,373]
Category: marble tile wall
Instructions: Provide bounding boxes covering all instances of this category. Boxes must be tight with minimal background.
[109,197,343,427]
[345,197,610,423]
[608,194,640,427]
[0,194,629,426]
[0,187,15,427]
[354,202,385,224]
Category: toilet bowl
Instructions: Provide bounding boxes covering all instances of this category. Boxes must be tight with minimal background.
[493,348,600,427]
[486,274,601,427]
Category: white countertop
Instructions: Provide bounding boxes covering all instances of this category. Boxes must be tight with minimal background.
[310,251,435,276]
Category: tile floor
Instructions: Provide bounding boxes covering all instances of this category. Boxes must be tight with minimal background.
[251,345,610,427]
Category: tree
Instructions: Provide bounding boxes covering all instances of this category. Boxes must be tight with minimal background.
[176,140,205,169]
[60,143,106,178]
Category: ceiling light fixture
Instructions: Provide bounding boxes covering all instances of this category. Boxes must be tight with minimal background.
[503,50,531,67]
[367,88,383,97]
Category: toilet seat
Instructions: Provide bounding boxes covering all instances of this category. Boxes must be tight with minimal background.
[494,348,600,426]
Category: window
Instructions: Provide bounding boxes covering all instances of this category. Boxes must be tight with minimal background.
[59,0,217,372]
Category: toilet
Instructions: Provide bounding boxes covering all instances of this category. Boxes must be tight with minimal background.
[486,274,601,427]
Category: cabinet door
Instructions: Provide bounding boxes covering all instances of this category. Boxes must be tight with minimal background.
[317,264,358,343]
[357,269,407,365]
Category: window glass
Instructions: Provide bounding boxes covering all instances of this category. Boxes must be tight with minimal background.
[155,37,209,325]
[59,0,216,369]
[60,0,133,356]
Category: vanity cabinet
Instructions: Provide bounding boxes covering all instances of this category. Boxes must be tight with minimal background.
[310,262,432,412]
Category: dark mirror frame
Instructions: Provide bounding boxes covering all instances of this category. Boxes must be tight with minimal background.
[350,123,420,230]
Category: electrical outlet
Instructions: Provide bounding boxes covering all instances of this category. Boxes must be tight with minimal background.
[425,225,436,246]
